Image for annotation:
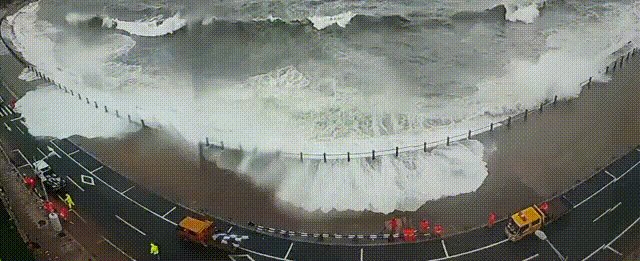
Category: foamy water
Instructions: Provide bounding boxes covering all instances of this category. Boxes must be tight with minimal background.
[7,0,640,213]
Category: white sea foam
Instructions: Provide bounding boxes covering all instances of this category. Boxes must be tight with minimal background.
[64,12,95,25]
[307,11,357,30]
[18,68,38,81]
[504,3,539,24]
[104,13,187,37]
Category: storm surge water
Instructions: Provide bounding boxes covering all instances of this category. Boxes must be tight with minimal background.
[6,0,640,213]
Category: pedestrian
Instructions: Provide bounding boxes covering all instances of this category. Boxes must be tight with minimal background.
[64,193,75,209]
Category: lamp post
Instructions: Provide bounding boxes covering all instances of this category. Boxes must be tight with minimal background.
[535,230,565,261]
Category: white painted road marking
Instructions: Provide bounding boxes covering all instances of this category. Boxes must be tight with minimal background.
[522,253,539,261]
[90,166,103,173]
[121,186,135,195]
[162,206,176,218]
[13,149,32,168]
[71,209,87,224]
[115,215,147,236]
[441,240,449,257]
[37,148,47,158]
[583,216,640,261]
[227,226,233,233]
[66,176,85,192]
[575,179,615,208]
[14,123,23,134]
[604,245,623,256]
[284,243,293,260]
[229,255,255,261]
[360,248,364,261]
[593,202,621,222]
[50,140,178,226]
[238,246,293,261]
[80,175,95,186]
[617,160,640,180]
[10,116,22,122]
[4,122,11,131]
[101,236,136,261]
[68,150,79,156]
[604,170,616,179]
[428,239,509,261]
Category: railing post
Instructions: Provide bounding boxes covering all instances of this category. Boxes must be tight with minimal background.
[220,141,224,150]
[140,119,145,127]
[627,52,630,61]
[524,109,528,121]
[553,95,557,104]
[300,152,303,162]
[539,103,543,113]
[612,62,617,72]
[605,66,609,73]
[423,142,427,152]
[468,130,471,139]
[70,90,73,96]
[206,137,209,146]
[588,76,592,88]
[104,106,108,113]
[347,152,350,162]
[446,137,450,146]
[395,147,399,157]
[507,116,511,128]
[78,93,81,100]
[372,150,375,160]
[323,153,327,163]
[94,101,98,108]
[128,115,131,122]
[490,122,493,132]
[116,110,119,118]
[64,87,68,93]
[86,97,89,104]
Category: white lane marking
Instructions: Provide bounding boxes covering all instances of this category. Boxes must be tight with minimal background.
[13,149,32,168]
[162,206,176,218]
[593,202,622,222]
[607,216,640,246]
[428,239,509,261]
[227,226,233,233]
[618,160,640,180]
[238,246,292,261]
[121,186,135,195]
[90,166,103,173]
[71,209,87,224]
[37,148,46,158]
[284,243,293,260]
[574,179,615,208]
[229,255,255,261]
[101,236,136,261]
[46,146,61,158]
[604,245,623,256]
[604,170,616,179]
[17,164,30,169]
[636,148,640,153]
[522,253,539,261]
[4,122,11,131]
[66,176,85,192]
[50,140,178,226]
[10,116,23,122]
[0,108,5,117]
[582,246,604,261]
[115,215,147,236]
[360,248,364,261]
[441,240,449,257]
[14,123,23,134]
[68,150,79,156]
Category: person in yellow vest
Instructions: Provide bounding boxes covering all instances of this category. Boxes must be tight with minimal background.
[63,193,75,209]
[150,242,159,257]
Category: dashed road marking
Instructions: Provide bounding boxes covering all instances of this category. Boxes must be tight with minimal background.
[14,123,23,134]
[441,240,449,257]
[227,226,233,233]
[4,122,11,131]
[593,202,621,222]
[10,116,22,122]
[162,206,176,218]
[575,179,615,208]
[101,236,136,261]
[115,215,147,236]
[71,209,87,224]
[66,176,85,192]
[618,160,640,180]
[50,140,178,226]
[284,243,293,260]
[522,253,539,261]
[229,254,255,261]
[68,150,79,156]
[360,248,364,261]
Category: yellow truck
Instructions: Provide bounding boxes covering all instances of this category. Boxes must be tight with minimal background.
[505,204,546,241]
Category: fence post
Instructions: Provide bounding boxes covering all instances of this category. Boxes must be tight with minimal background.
[64,87,68,93]
[620,56,624,68]
[86,97,89,104]
[539,103,543,113]
[323,153,327,163]
[206,137,209,146]
[140,119,145,127]
[524,109,528,121]
[606,66,609,74]
[78,93,81,100]
[115,110,119,118]
[347,152,350,162]
[220,141,224,150]
[612,62,617,72]
[588,76,592,88]
[490,122,493,131]
[553,95,557,104]
[446,137,450,146]
[507,116,511,128]
[627,52,630,61]
[424,142,427,152]
[70,90,73,96]
[94,101,98,108]
[300,152,303,162]
[128,115,131,122]
[395,147,399,157]
[372,150,375,160]
[104,106,108,113]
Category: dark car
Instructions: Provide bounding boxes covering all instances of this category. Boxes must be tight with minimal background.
[33,160,66,193]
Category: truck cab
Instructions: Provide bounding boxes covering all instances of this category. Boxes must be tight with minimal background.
[177,216,214,246]
[505,205,546,241]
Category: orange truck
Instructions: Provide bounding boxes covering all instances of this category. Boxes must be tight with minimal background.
[177,216,214,246]
[505,199,570,241]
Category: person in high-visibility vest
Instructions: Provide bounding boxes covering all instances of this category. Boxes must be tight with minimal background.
[64,193,75,209]
[150,242,159,256]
